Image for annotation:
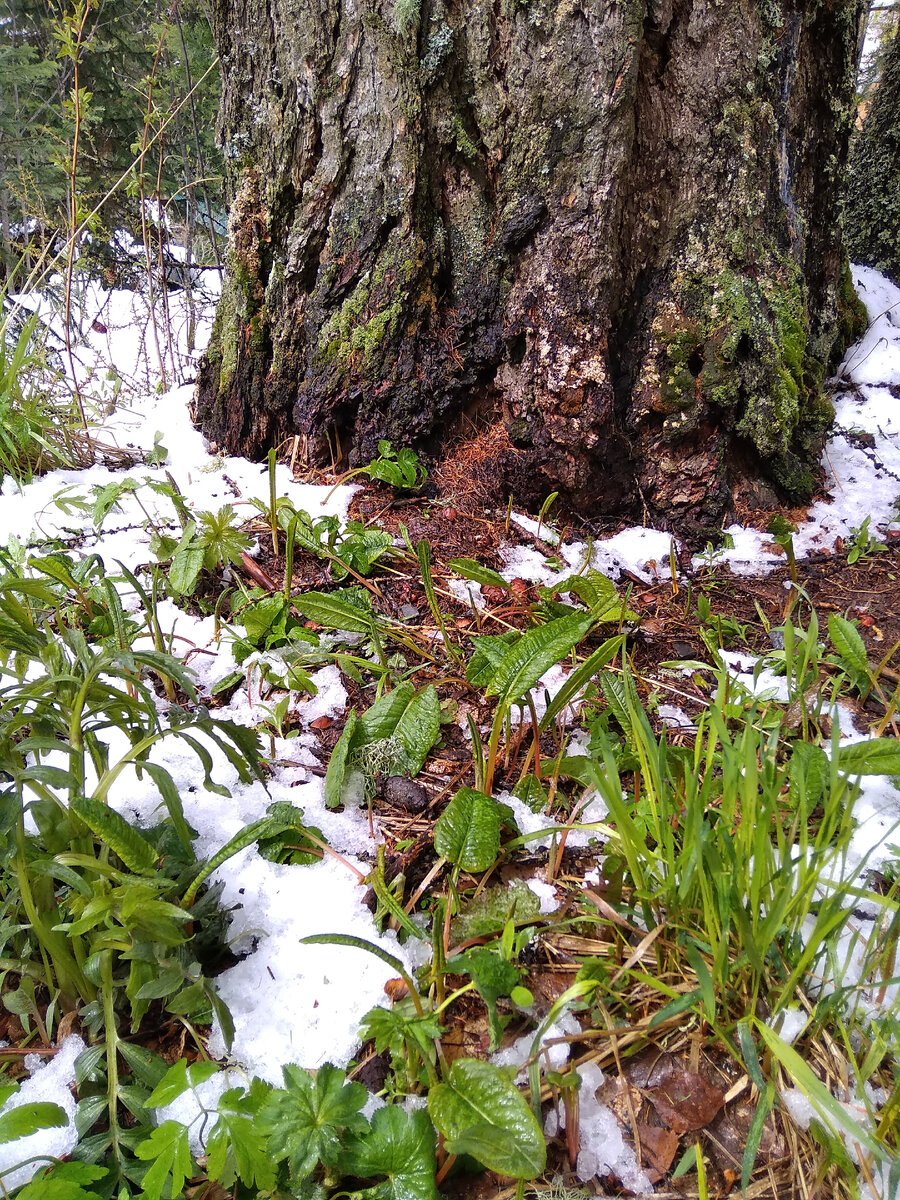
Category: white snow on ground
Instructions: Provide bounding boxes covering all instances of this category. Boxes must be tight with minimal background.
[0,1037,84,1191]
[543,1061,652,1194]
[1,263,899,1193]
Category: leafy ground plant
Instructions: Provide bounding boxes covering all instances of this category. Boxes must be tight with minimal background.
[0,450,899,1200]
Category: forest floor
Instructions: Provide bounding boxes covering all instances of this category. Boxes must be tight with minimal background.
[0,262,898,1200]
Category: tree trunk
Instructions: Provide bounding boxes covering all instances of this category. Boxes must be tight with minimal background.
[845,10,900,284]
[195,0,867,538]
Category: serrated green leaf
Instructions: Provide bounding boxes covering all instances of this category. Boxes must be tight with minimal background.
[145,1058,221,1109]
[342,1106,438,1200]
[486,613,594,703]
[206,1081,276,1190]
[0,1102,68,1143]
[14,1161,107,1200]
[70,795,156,875]
[428,1058,545,1179]
[434,788,502,872]
[134,1120,193,1200]
[259,1063,369,1179]
[450,948,521,1050]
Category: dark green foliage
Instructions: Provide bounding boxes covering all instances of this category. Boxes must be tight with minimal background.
[0,0,223,272]
[845,19,900,281]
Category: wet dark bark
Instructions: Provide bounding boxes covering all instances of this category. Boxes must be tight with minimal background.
[196,0,867,538]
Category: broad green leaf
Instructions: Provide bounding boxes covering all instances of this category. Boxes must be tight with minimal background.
[448,559,510,590]
[558,569,623,619]
[835,738,900,777]
[332,529,393,579]
[827,614,870,687]
[325,710,358,808]
[449,948,521,1050]
[512,774,549,813]
[258,1062,369,1179]
[434,788,502,872]
[168,523,205,595]
[789,742,829,811]
[91,478,139,528]
[206,1080,276,1190]
[392,685,440,775]
[486,613,594,702]
[294,591,374,633]
[428,1058,545,1179]
[70,795,156,875]
[343,1106,438,1200]
[74,1095,108,1137]
[0,1102,68,1143]
[145,1058,221,1109]
[134,1119,193,1200]
[242,594,288,642]
[466,632,519,688]
[357,682,415,744]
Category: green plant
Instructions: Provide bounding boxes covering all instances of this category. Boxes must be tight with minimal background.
[846,515,888,564]
[696,592,750,650]
[0,306,92,485]
[322,440,428,504]
[157,505,253,596]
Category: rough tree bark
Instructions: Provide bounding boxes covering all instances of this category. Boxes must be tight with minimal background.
[845,12,900,283]
[196,0,867,538]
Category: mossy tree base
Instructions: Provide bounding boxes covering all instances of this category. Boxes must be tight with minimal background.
[196,0,867,539]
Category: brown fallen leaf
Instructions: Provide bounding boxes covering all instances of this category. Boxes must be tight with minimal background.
[309,715,332,730]
[636,1123,680,1180]
[644,1067,726,1133]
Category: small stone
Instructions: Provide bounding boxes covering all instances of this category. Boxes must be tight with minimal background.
[381,776,428,813]
[398,604,420,620]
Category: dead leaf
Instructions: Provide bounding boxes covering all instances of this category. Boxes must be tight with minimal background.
[644,1068,725,1133]
[636,1123,680,1179]
[704,1098,788,1175]
[384,977,409,1002]
[309,716,332,729]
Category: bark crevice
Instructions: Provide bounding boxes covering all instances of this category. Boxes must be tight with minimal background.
[196,0,868,538]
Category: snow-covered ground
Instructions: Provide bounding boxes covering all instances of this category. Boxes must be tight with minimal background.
[0,264,898,1195]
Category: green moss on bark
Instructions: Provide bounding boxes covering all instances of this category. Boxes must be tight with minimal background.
[644,238,832,501]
